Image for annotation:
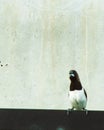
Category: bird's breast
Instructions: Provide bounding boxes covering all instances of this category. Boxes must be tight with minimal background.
[69,89,87,109]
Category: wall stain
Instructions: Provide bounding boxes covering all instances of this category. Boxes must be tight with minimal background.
[41,0,58,87]
[0,61,8,67]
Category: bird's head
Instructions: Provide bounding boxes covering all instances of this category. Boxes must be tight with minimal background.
[69,70,80,82]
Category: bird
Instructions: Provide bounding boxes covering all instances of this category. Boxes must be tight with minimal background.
[67,70,87,115]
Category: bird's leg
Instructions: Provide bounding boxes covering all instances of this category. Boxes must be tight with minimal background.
[67,107,74,116]
[83,108,88,115]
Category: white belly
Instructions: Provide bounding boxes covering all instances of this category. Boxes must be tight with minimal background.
[69,89,87,110]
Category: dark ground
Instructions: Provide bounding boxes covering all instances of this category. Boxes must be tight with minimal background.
[0,109,103,130]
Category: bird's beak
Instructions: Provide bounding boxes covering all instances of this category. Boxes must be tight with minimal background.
[70,73,75,77]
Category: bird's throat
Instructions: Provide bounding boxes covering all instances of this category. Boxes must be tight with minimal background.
[70,81,82,91]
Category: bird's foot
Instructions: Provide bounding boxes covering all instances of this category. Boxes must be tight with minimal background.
[67,108,74,116]
[83,108,88,115]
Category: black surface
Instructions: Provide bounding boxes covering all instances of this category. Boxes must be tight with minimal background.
[0,109,103,130]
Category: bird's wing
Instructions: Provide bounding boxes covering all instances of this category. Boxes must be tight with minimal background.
[84,89,87,99]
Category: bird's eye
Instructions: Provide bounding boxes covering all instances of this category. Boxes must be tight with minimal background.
[69,72,73,74]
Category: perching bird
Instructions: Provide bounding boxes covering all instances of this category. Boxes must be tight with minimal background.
[67,70,87,115]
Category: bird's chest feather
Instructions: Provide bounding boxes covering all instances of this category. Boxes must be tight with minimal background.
[69,89,87,109]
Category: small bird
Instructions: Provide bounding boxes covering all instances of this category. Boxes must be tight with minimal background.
[67,70,87,115]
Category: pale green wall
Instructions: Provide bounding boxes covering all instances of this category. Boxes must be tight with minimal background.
[0,0,104,110]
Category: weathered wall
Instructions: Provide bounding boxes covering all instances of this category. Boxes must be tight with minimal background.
[0,0,104,110]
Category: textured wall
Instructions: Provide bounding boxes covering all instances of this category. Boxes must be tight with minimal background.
[0,0,104,110]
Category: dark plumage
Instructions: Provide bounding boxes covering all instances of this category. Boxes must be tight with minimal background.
[67,70,87,115]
